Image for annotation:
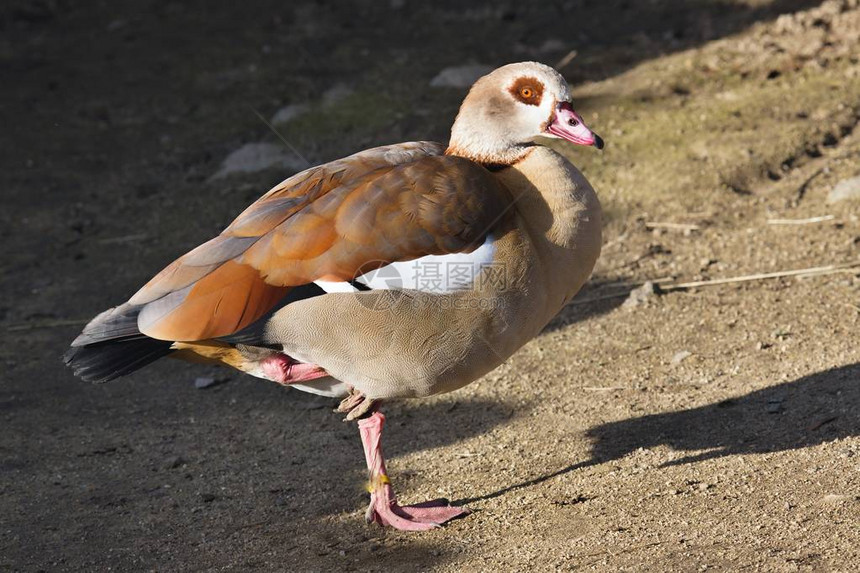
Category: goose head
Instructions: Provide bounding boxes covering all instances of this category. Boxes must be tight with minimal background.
[447,61,603,165]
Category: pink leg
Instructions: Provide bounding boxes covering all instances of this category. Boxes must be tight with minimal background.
[261,354,328,385]
[357,411,469,531]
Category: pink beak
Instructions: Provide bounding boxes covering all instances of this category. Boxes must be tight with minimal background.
[546,102,604,149]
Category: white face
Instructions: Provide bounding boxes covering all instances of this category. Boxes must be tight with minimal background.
[449,62,603,163]
[485,62,571,142]
[496,62,602,148]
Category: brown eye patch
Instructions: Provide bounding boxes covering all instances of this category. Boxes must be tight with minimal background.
[509,77,544,106]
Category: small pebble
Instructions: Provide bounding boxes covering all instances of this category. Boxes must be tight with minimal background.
[827,176,860,204]
[671,350,692,366]
[622,281,658,311]
[270,103,309,125]
[194,377,217,389]
[322,84,354,106]
[165,455,185,469]
[210,143,308,180]
[430,65,493,88]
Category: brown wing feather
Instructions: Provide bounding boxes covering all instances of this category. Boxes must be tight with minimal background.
[132,141,510,341]
[138,260,291,341]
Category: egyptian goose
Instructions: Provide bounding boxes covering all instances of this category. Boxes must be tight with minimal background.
[66,61,604,531]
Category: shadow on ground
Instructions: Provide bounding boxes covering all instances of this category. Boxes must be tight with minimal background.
[457,362,859,504]
[590,362,860,464]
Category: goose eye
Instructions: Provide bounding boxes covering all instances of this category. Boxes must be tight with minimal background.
[509,78,543,106]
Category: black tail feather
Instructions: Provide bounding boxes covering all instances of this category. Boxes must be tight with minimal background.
[64,336,173,383]
[67,283,324,382]
[66,304,173,383]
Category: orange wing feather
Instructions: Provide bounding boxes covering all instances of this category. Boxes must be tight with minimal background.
[130,141,510,342]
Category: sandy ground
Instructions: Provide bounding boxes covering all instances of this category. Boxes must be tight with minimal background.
[2,0,859,571]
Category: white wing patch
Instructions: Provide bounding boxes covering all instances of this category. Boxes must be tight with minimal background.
[313,234,496,294]
[312,280,357,293]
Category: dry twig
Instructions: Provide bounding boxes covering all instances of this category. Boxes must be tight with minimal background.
[807,416,838,431]
[645,222,701,232]
[766,215,835,225]
[554,50,578,70]
[582,386,627,391]
[569,261,860,307]
[660,261,859,291]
